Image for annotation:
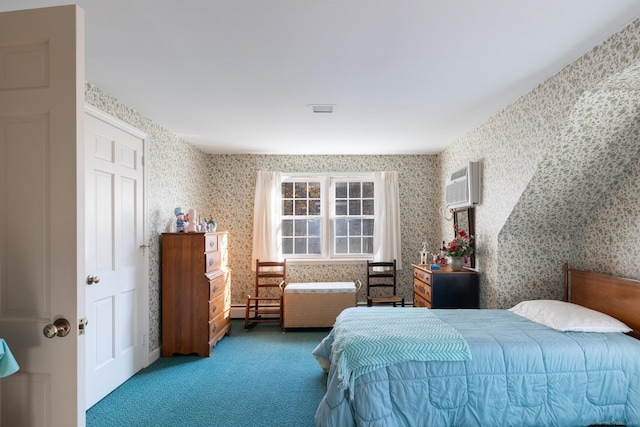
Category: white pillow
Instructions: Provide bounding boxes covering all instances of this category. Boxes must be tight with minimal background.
[509,300,631,333]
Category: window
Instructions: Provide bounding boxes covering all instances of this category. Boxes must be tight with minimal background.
[281,174,374,260]
[281,180,322,255]
[334,181,374,255]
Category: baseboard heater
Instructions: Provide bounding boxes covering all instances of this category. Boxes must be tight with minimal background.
[231,302,415,319]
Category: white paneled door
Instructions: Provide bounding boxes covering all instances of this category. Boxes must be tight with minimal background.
[84,107,147,409]
[0,6,85,427]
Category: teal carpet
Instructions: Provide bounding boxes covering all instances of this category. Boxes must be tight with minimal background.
[86,320,330,427]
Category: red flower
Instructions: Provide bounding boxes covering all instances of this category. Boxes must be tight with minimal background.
[444,226,474,257]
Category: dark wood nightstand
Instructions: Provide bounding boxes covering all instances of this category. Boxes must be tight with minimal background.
[412,264,479,309]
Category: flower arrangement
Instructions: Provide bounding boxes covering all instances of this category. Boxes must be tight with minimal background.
[444,225,474,258]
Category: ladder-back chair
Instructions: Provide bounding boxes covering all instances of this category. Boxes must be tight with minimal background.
[245,259,287,329]
[366,259,404,307]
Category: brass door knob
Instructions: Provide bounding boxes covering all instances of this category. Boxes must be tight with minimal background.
[43,318,71,338]
[86,275,100,285]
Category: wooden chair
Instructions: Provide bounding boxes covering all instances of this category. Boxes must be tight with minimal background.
[366,259,404,307]
[244,259,287,329]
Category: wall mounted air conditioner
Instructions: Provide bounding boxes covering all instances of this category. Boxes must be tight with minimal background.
[445,160,481,209]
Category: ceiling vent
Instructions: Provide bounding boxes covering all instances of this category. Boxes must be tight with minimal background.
[311,104,334,113]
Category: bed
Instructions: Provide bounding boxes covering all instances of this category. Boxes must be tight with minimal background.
[312,265,640,426]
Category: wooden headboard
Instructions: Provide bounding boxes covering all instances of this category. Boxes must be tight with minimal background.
[564,263,640,339]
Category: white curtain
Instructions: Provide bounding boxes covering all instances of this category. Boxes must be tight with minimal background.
[373,171,402,269]
[251,171,283,270]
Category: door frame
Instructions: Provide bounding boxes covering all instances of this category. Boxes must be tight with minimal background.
[84,104,150,370]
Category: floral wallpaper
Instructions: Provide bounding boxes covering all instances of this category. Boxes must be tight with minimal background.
[86,16,640,355]
[441,18,640,308]
[205,155,440,307]
[85,84,213,352]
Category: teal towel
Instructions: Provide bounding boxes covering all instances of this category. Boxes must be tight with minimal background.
[332,307,471,392]
[0,339,19,378]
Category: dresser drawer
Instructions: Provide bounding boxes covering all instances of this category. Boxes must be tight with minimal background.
[205,233,218,252]
[220,248,228,268]
[218,233,228,250]
[205,251,221,272]
[209,273,226,299]
[413,292,431,309]
[413,278,432,302]
[209,308,230,341]
[414,268,431,285]
[209,292,225,321]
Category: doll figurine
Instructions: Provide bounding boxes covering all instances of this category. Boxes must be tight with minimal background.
[184,208,199,233]
[174,207,185,232]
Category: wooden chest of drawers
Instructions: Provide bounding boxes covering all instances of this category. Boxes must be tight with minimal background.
[161,232,231,357]
[412,264,479,309]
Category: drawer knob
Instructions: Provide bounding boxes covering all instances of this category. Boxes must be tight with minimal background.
[212,305,217,313]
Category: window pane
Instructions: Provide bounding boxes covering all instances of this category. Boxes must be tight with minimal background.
[363,218,374,236]
[348,200,361,215]
[283,199,293,216]
[282,219,293,237]
[349,237,362,254]
[294,237,307,254]
[309,199,321,215]
[294,219,307,236]
[282,182,293,199]
[362,199,374,215]
[283,238,293,254]
[295,199,307,215]
[335,182,347,198]
[295,182,307,198]
[308,182,321,198]
[308,238,321,254]
[348,219,362,236]
[335,199,347,215]
[363,237,374,253]
[335,237,348,254]
[362,182,374,198]
[349,182,361,198]
[335,219,347,236]
[308,219,321,236]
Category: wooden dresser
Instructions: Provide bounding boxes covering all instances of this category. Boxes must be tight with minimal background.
[161,232,231,357]
[412,264,479,309]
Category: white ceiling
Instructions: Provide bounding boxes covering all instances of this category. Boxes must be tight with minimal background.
[3,1,640,155]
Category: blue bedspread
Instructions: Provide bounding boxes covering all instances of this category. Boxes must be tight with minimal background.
[331,307,471,393]
[313,309,640,427]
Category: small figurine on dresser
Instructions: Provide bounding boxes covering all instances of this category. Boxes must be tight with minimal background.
[174,207,185,232]
[420,241,429,265]
[184,208,199,233]
[207,217,217,232]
